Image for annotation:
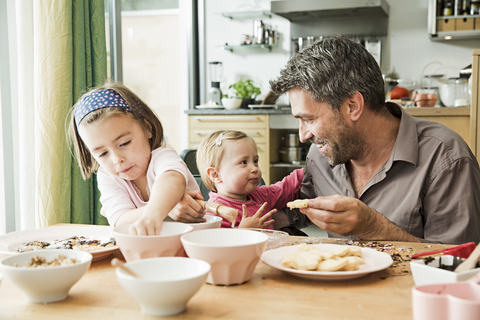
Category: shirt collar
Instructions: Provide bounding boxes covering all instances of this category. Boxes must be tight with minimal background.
[386,102,419,167]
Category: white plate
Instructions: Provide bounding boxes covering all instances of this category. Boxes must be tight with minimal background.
[260,243,393,281]
[0,225,118,261]
[195,104,224,109]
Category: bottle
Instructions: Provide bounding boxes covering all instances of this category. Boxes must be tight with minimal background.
[443,0,454,15]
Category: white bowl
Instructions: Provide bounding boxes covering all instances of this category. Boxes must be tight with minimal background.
[181,229,268,285]
[187,215,222,231]
[116,257,210,316]
[221,98,242,110]
[245,228,289,250]
[0,249,92,303]
[112,222,193,262]
[410,255,480,286]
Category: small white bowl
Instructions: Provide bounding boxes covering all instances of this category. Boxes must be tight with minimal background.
[116,257,210,316]
[187,215,222,231]
[221,98,242,110]
[410,255,480,286]
[112,222,193,262]
[0,249,92,303]
[245,228,289,250]
[181,229,268,285]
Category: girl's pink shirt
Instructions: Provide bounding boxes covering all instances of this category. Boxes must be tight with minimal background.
[206,168,304,228]
[97,147,199,226]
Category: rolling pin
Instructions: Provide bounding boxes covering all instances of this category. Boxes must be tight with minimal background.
[195,199,238,227]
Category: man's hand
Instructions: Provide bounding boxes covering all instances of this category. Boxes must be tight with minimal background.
[168,190,206,223]
[301,195,420,242]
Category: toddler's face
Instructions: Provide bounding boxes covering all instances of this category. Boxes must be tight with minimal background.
[215,138,262,200]
[79,113,152,185]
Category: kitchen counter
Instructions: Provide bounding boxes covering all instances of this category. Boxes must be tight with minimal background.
[185,107,292,115]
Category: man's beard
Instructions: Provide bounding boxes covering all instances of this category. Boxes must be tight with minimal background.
[310,114,364,167]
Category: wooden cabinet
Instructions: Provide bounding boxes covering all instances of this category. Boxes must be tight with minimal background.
[470,49,480,155]
[188,114,271,184]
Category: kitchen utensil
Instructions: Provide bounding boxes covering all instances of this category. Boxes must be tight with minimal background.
[207,61,223,106]
[253,20,265,44]
[111,258,141,278]
[195,199,238,226]
[410,255,480,286]
[412,242,475,259]
[180,229,268,285]
[455,242,480,272]
[115,257,210,316]
[411,273,480,320]
[282,133,300,147]
[279,146,303,163]
[439,78,469,107]
[112,222,193,262]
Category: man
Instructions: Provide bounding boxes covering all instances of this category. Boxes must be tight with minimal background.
[270,35,480,244]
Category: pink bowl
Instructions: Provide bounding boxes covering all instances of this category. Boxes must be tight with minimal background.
[112,222,193,262]
[180,229,268,286]
[412,281,480,320]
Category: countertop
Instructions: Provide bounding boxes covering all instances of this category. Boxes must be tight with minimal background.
[185,107,292,115]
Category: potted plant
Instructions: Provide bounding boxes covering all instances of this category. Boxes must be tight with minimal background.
[225,77,261,109]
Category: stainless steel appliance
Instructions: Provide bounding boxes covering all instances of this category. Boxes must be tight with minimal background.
[207,61,223,106]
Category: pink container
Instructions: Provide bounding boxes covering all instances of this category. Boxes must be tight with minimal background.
[112,222,193,262]
[412,274,480,320]
[181,229,268,286]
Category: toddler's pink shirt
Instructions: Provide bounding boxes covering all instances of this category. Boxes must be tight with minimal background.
[97,147,199,226]
[206,168,304,228]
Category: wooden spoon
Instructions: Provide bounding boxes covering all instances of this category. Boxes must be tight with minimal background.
[111,258,142,278]
[454,242,480,272]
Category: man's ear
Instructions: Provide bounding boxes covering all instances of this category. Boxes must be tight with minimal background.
[347,91,364,122]
[207,167,221,184]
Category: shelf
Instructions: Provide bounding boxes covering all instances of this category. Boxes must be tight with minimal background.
[219,43,278,52]
[430,30,480,41]
[220,10,275,20]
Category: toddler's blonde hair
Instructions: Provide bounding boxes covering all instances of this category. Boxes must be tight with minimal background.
[196,130,257,193]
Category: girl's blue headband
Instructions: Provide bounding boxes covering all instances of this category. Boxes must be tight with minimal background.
[74,89,132,127]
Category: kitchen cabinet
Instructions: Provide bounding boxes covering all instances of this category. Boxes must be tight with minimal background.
[469,49,480,155]
[428,0,480,40]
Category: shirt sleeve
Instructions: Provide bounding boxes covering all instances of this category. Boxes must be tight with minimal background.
[257,168,304,209]
[97,168,136,227]
[150,148,199,191]
[421,156,480,244]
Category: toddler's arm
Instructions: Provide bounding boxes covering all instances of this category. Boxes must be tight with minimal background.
[129,171,186,235]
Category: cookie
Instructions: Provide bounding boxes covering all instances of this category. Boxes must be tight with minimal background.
[286,199,309,209]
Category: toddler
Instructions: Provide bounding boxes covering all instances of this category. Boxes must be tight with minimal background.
[196,130,304,229]
[69,82,203,235]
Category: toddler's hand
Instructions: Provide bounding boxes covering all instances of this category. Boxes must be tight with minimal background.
[238,203,276,229]
[129,216,163,236]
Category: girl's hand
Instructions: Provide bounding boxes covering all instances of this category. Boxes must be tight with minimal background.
[129,215,163,236]
[238,203,276,229]
[168,190,206,223]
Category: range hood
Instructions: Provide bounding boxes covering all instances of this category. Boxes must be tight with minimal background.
[271,0,389,21]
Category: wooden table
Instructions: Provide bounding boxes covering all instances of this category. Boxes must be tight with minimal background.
[0,236,453,320]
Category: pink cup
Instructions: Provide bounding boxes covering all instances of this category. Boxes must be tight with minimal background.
[412,274,480,320]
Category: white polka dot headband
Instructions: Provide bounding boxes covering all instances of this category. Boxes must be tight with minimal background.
[74,89,132,127]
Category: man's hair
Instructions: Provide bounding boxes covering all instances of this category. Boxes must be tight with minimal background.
[270,35,385,112]
[196,130,256,193]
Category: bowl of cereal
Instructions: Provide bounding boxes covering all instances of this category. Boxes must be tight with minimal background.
[0,249,92,303]
[112,222,193,262]
[115,257,210,316]
[180,229,268,285]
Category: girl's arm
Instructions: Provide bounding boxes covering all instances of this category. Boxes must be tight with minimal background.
[129,171,186,235]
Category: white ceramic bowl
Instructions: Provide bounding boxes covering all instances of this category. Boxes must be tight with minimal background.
[221,98,242,110]
[410,255,480,286]
[112,222,193,262]
[245,228,289,250]
[0,249,92,303]
[187,215,222,231]
[116,257,210,316]
[181,229,268,285]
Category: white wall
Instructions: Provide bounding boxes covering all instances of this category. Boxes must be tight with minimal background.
[204,0,479,98]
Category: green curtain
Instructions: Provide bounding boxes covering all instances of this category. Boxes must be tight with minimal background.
[70,0,108,225]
